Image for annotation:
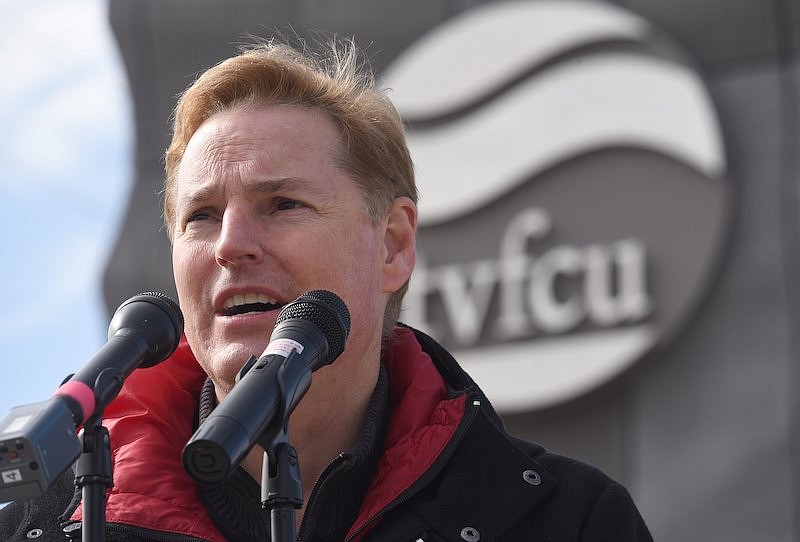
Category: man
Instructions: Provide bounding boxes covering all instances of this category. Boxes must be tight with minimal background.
[0,40,652,541]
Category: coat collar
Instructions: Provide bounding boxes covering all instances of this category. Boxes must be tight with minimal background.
[350,326,558,541]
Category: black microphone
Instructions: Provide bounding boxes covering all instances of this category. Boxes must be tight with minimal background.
[182,290,350,485]
[53,291,185,427]
[0,292,183,500]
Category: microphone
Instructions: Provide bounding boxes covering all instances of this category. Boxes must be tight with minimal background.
[0,292,183,500]
[53,291,184,427]
[182,290,350,485]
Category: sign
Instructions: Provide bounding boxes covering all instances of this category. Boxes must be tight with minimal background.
[386,0,730,411]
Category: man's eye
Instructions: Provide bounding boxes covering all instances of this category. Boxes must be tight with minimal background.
[187,211,210,222]
[276,199,304,211]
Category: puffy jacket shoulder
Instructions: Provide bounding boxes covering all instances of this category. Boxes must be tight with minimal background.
[519,436,653,541]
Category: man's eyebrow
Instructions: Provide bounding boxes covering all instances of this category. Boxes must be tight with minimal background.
[248,177,316,193]
[178,177,315,209]
[178,183,216,210]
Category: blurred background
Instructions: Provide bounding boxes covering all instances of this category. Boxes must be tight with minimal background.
[1,1,798,540]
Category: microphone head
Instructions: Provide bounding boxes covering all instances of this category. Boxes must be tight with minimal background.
[276,290,351,359]
[108,292,185,367]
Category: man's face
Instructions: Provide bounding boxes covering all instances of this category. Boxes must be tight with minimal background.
[171,105,396,397]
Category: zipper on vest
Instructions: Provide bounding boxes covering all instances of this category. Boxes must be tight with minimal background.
[65,521,209,541]
[107,523,210,541]
[296,451,349,540]
[344,392,481,542]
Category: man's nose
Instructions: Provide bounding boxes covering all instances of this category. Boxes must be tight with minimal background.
[215,208,264,267]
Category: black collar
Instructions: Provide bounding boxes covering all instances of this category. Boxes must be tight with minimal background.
[196,365,390,542]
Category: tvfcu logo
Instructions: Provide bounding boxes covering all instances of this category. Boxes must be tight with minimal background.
[406,206,652,346]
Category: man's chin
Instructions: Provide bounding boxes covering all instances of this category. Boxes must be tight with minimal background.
[200,344,266,392]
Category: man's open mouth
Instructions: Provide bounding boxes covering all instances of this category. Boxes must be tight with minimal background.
[222,293,282,316]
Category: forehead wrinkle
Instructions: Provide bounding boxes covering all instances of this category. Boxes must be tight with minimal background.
[177,108,352,212]
[202,122,259,162]
[177,176,325,212]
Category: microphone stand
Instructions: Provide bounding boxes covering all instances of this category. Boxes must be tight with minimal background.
[74,412,113,542]
[256,351,305,542]
[73,367,125,542]
[261,426,303,542]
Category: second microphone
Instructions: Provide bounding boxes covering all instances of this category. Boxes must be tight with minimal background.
[182,290,351,485]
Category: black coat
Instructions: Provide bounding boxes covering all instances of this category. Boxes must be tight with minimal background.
[359,328,653,541]
[0,327,653,541]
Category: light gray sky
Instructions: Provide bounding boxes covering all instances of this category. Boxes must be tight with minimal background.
[0,0,132,416]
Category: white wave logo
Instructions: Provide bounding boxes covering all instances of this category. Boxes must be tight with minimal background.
[385,0,729,411]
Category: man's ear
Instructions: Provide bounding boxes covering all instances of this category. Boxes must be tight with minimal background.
[381,196,417,293]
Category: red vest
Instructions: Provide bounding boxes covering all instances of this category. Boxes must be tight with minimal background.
[72,328,466,541]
